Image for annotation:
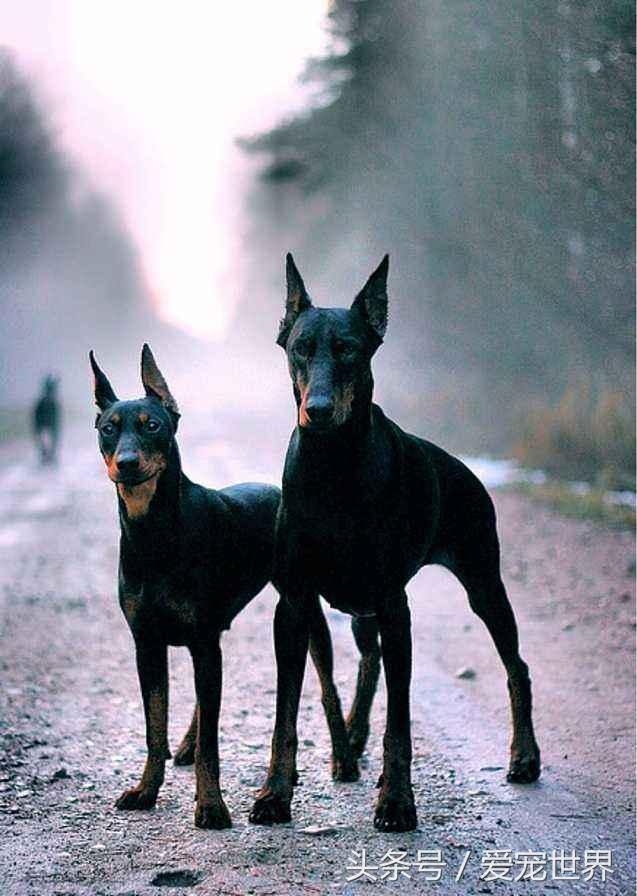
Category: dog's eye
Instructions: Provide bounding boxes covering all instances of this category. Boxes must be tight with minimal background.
[147,419,161,432]
[101,422,115,436]
[333,341,357,359]
[294,341,312,359]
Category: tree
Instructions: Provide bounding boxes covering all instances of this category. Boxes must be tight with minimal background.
[240,0,635,451]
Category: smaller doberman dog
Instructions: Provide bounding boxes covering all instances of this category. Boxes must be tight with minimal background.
[33,375,60,464]
[90,345,356,828]
[249,255,541,832]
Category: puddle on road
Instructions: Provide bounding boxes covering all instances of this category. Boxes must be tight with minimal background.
[151,869,204,888]
[462,455,636,509]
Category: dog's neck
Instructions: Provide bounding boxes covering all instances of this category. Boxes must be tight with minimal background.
[297,403,373,455]
[117,440,182,547]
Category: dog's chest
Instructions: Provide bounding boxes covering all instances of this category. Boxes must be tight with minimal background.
[280,502,400,614]
[120,576,204,645]
[156,584,199,635]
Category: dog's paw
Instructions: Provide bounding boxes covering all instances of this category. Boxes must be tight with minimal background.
[507,743,541,783]
[248,790,292,826]
[195,798,232,830]
[173,740,196,767]
[346,723,370,759]
[373,788,417,833]
[115,786,158,811]
[332,756,360,782]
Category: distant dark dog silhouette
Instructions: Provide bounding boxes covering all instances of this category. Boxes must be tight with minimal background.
[90,345,355,829]
[249,255,540,833]
[32,375,60,465]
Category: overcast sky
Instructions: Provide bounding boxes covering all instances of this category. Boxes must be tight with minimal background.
[3,1,327,338]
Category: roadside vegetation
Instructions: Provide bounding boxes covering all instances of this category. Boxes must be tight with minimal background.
[513,481,635,529]
[513,384,635,492]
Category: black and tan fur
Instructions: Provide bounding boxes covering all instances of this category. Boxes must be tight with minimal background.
[90,345,357,829]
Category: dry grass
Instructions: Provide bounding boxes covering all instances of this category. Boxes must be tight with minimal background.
[513,384,635,491]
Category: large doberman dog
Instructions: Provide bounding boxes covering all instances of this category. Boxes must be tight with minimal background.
[249,255,540,832]
[90,345,357,828]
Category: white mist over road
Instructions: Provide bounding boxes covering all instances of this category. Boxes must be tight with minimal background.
[4,1,328,339]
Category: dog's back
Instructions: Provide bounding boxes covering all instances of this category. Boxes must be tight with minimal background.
[187,480,281,626]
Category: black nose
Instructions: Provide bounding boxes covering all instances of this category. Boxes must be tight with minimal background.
[116,451,140,473]
[306,398,334,426]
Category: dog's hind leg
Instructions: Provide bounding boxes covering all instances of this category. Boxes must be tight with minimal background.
[173,703,198,766]
[308,600,359,782]
[346,616,381,758]
[116,641,170,810]
[459,569,541,783]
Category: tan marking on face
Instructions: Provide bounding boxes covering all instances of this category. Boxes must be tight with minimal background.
[138,450,167,478]
[333,383,355,425]
[297,372,312,428]
[111,450,167,516]
[138,412,149,424]
[104,452,119,482]
[110,413,121,424]
[117,476,159,519]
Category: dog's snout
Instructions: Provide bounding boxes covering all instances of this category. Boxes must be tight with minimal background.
[306,397,334,425]
[116,450,140,473]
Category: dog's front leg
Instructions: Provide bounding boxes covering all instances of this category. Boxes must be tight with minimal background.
[249,596,310,825]
[191,639,231,829]
[116,640,169,810]
[374,600,418,832]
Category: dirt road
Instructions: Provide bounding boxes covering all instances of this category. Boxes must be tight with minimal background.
[0,417,635,895]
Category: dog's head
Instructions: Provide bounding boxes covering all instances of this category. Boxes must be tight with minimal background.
[276,254,389,433]
[89,344,179,491]
[43,374,59,397]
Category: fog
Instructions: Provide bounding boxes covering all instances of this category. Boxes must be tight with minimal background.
[0,1,325,414]
[238,0,635,456]
[1,2,634,474]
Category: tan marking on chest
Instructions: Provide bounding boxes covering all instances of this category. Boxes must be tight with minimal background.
[118,476,159,519]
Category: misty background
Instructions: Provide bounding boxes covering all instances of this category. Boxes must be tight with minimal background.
[1,1,634,486]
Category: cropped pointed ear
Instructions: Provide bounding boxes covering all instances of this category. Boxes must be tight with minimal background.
[277,253,313,348]
[140,344,180,424]
[89,351,118,412]
[351,255,389,344]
